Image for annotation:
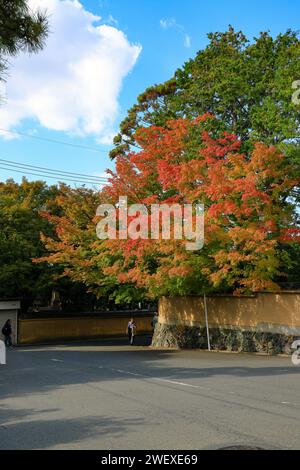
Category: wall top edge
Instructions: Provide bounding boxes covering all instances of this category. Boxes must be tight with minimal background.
[161,291,300,300]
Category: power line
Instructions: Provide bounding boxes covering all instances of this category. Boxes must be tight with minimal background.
[0,166,107,185]
[0,162,108,183]
[0,159,143,199]
[0,127,109,153]
[0,158,109,182]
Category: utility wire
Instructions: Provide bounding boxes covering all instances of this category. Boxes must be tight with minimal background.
[0,162,107,183]
[0,158,109,182]
[0,166,107,185]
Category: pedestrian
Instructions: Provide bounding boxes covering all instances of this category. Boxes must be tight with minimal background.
[151,312,159,331]
[1,319,13,348]
[127,318,136,345]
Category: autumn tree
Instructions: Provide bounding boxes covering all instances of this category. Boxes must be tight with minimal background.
[39,115,299,300]
[103,115,299,297]
[36,184,148,305]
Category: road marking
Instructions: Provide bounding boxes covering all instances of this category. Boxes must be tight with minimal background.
[112,368,127,374]
[51,358,63,362]
[106,366,300,410]
[111,368,144,377]
[110,367,199,388]
[153,377,199,388]
[123,371,144,377]
[107,367,300,409]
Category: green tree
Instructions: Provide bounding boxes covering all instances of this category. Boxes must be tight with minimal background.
[0,0,48,88]
[110,27,300,170]
[0,178,60,300]
[0,179,108,310]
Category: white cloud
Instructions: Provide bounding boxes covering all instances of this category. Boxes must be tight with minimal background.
[184,34,191,48]
[107,14,119,26]
[159,17,191,48]
[160,18,176,29]
[0,0,142,141]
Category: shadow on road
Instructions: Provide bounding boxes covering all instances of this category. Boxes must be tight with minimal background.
[0,413,144,450]
[0,337,298,403]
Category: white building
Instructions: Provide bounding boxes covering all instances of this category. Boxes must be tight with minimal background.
[0,300,20,345]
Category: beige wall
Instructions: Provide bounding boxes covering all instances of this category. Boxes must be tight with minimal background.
[159,292,300,335]
[18,314,153,345]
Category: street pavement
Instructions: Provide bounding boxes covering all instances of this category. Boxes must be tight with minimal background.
[0,337,299,450]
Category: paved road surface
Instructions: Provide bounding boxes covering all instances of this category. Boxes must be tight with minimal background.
[0,337,299,449]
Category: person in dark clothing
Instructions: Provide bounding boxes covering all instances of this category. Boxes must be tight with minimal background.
[2,319,12,347]
[151,312,159,331]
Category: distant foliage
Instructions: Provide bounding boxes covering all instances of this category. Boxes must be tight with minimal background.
[0,178,58,299]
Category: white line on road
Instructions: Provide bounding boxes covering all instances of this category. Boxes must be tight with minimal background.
[111,368,144,377]
[110,367,200,388]
[153,377,199,388]
[121,371,144,377]
[109,367,300,408]
[51,359,64,362]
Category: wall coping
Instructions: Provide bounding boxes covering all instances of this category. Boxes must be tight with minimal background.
[161,291,300,300]
[19,312,154,322]
[0,300,21,310]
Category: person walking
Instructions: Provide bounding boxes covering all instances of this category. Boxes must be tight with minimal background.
[127,318,136,345]
[2,319,13,348]
[151,312,159,331]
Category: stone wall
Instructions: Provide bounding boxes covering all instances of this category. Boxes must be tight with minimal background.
[152,293,300,354]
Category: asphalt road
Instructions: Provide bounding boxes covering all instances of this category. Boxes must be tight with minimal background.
[0,337,299,450]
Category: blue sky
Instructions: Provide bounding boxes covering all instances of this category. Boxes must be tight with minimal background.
[0,0,299,187]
